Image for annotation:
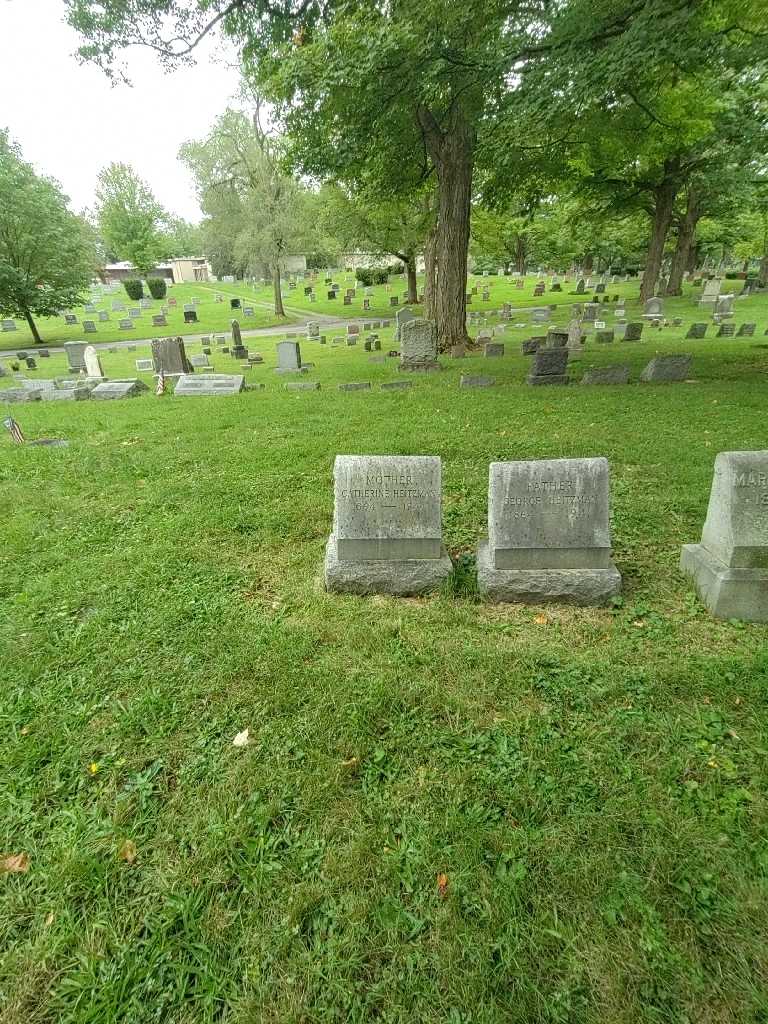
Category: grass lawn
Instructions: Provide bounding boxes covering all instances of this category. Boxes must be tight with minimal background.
[0,283,292,353]
[2,287,768,1023]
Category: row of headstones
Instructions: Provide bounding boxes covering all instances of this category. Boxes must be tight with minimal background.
[323,452,768,623]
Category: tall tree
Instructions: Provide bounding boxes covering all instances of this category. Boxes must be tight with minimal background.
[95,162,169,275]
[0,131,95,343]
[67,0,768,345]
[180,105,312,316]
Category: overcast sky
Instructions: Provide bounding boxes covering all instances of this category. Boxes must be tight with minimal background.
[0,0,243,222]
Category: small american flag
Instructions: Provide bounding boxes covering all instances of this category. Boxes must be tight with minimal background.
[155,370,166,396]
[2,416,25,445]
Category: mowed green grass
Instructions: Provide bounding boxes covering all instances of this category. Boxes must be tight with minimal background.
[1,292,768,1023]
[0,283,292,352]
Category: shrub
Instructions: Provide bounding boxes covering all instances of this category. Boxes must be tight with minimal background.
[355,266,390,287]
[725,271,747,280]
[123,278,144,300]
[147,277,167,299]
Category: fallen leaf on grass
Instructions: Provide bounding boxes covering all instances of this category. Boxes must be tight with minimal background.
[341,757,360,769]
[533,614,548,625]
[632,619,645,628]
[118,840,137,865]
[437,873,449,899]
[44,912,54,927]
[1,853,30,874]
[232,729,250,748]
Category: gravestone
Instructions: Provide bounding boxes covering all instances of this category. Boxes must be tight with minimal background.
[324,455,453,595]
[395,307,416,341]
[284,381,320,391]
[460,375,496,388]
[190,353,211,368]
[680,450,768,621]
[399,319,439,372]
[547,327,569,349]
[243,306,255,317]
[531,307,550,324]
[151,337,194,375]
[231,320,248,359]
[91,381,145,400]
[119,319,134,330]
[521,338,541,355]
[575,279,585,294]
[484,343,504,357]
[83,345,104,378]
[381,381,413,391]
[98,311,109,322]
[450,344,466,358]
[64,314,78,326]
[581,365,630,385]
[135,359,154,372]
[623,322,644,342]
[276,340,307,374]
[639,354,692,382]
[1,319,17,332]
[717,323,735,338]
[152,314,168,327]
[183,310,198,324]
[25,358,37,370]
[595,329,615,344]
[63,341,87,371]
[583,303,600,322]
[686,323,708,339]
[129,308,141,319]
[643,297,664,320]
[528,347,569,386]
[338,382,371,392]
[595,283,606,294]
[83,320,97,333]
[1,388,42,403]
[715,294,735,319]
[230,298,241,309]
[476,458,621,604]
[174,374,245,397]
[737,323,756,337]
[40,387,90,402]
[699,278,722,310]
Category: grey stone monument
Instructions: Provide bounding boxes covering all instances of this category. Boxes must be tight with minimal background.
[151,337,193,376]
[174,374,245,397]
[477,458,622,604]
[64,341,87,372]
[275,340,307,374]
[399,319,439,372]
[639,354,692,383]
[527,347,569,386]
[680,451,768,621]
[581,365,630,385]
[324,455,453,595]
[83,345,104,379]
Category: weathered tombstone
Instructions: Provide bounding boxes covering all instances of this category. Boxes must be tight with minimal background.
[83,320,97,334]
[531,307,550,324]
[699,278,722,310]
[450,343,466,358]
[135,358,154,372]
[623,322,644,342]
[476,458,621,604]
[399,319,439,372]
[680,450,768,621]
[64,341,87,371]
[595,329,615,344]
[737,323,756,337]
[639,354,692,383]
[595,283,606,294]
[643,297,664,320]
[276,340,307,374]
[395,307,416,341]
[381,381,412,391]
[183,310,199,324]
[686,323,708,339]
[575,279,585,294]
[521,338,541,355]
[64,313,78,326]
[284,381,320,391]
[306,321,320,338]
[231,319,248,359]
[243,306,255,317]
[324,455,453,595]
[338,382,372,392]
[528,347,569,386]
[715,294,735,319]
[174,373,245,396]
[484,342,504,358]
[91,381,145,400]
[547,327,569,349]
[583,303,600,322]
[230,298,241,309]
[1,388,43,403]
[83,345,104,378]
[581,365,630,385]
[190,353,211,368]
[129,308,141,319]
[1,319,17,332]
[460,375,496,388]
[152,314,168,327]
[40,386,90,402]
[98,310,110,322]
[25,357,37,370]
[151,337,194,375]
[717,323,735,338]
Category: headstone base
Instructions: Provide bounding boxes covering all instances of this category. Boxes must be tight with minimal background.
[275,366,309,375]
[324,534,453,596]
[680,544,768,622]
[476,540,621,605]
[398,361,441,373]
[527,374,569,386]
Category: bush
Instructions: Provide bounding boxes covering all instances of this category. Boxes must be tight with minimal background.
[123,278,144,300]
[725,271,747,280]
[355,266,390,287]
[146,277,167,300]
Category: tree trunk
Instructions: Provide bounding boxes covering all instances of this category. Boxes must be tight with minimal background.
[22,306,42,344]
[405,254,418,303]
[423,224,437,321]
[640,166,679,303]
[515,234,527,274]
[418,103,475,350]
[666,189,700,296]
[272,263,285,317]
[687,241,699,274]
[583,252,594,273]
[759,254,768,288]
